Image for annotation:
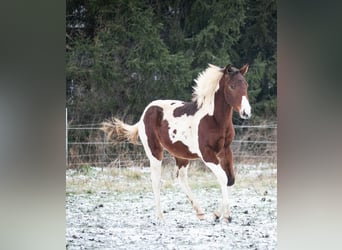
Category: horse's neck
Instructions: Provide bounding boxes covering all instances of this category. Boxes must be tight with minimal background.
[212,89,234,128]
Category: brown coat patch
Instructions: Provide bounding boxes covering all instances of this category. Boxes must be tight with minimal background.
[175,158,189,169]
[143,105,199,161]
[197,79,236,185]
[143,106,164,160]
[173,102,198,117]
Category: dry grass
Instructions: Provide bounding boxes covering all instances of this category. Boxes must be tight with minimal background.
[66,167,148,194]
[66,162,276,196]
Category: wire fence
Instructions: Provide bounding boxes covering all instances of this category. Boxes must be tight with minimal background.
[66,119,277,169]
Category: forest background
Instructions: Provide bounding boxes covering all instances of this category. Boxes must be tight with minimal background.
[66,0,276,127]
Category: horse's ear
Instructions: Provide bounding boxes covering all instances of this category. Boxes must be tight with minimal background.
[240,64,249,75]
[224,64,233,74]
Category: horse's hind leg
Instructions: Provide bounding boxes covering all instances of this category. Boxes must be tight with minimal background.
[141,147,163,220]
[138,117,164,221]
[150,157,163,220]
[175,158,205,220]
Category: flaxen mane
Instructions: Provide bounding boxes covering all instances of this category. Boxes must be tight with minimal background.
[191,64,223,113]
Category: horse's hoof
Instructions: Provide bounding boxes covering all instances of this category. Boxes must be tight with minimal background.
[213,212,220,222]
[227,178,235,186]
[197,213,206,220]
[223,216,232,223]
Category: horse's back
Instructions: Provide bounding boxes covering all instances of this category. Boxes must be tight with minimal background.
[141,99,185,124]
[145,99,184,111]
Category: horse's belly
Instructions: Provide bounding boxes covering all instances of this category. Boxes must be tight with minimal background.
[162,140,199,159]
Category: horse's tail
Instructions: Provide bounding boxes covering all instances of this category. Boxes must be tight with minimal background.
[100,118,139,145]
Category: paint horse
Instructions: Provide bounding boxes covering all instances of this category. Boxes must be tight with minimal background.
[101,63,251,222]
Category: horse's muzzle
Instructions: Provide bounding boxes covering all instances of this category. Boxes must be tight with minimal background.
[240,109,251,119]
[239,96,251,119]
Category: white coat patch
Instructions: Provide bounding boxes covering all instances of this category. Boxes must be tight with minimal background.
[240,96,251,119]
[144,100,214,159]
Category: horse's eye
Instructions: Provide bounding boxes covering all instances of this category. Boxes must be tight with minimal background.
[230,84,236,90]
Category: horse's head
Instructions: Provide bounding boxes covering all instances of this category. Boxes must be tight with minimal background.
[220,64,251,119]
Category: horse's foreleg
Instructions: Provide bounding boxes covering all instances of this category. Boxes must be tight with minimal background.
[150,158,163,220]
[206,162,232,222]
[219,147,235,186]
[177,163,205,220]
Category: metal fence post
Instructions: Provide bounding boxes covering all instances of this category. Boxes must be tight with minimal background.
[102,132,105,171]
[66,108,68,166]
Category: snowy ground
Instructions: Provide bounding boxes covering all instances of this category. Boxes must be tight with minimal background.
[66,164,277,249]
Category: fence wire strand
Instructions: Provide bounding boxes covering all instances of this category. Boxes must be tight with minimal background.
[67,124,277,168]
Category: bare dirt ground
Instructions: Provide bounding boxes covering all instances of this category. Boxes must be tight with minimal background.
[66,164,277,249]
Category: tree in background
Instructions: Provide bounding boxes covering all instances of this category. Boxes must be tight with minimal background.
[66,0,276,125]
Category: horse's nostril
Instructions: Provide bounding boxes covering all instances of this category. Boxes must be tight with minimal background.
[241,110,250,119]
